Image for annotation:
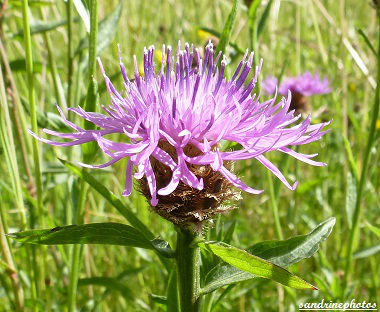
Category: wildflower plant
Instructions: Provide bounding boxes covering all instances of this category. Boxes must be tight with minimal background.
[12,42,335,311]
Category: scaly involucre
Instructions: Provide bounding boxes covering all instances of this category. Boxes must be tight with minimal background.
[30,42,330,206]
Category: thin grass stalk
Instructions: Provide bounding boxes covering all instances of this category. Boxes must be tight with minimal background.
[21,0,49,304]
[340,0,348,139]
[40,7,67,110]
[296,1,301,75]
[267,170,283,240]
[0,39,32,182]
[248,0,261,70]
[0,67,25,312]
[343,8,380,293]
[67,1,98,310]
[20,0,44,228]
[87,0,98,81]
[66,0,74,107]
[0,66,27,228]
[308,0,328,65]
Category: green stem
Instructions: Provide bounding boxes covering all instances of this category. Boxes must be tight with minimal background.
[0,39,33,182]
[295,1,301,75]
[21,2,48,305]
[176,227,201,312]
[40,7,67,110]
[68,1,97,309]
[21,0,43,229]
[248,0,261,70]
[0,65,27,229]
[343,9,380,292]
[0,63,28,312]
[67,244,83,312]
[67,180,88,312]
[66,0,74,107]
[267,171,283,240]
[88,0,98,81]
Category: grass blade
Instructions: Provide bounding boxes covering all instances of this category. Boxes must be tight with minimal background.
[216,0,239,55]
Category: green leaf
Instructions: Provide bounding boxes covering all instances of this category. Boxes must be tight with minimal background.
[216,0,239,55]
[149,294,167,305]
[353,245,380,259]
[76,2,122,56]
[342,136,359,182]
[60,159,155,240]
[223,220,236,244]
[248,0,261,30]
[151,238,176,258]
[357,28,377,57]
[73,0,90,33]
[257,0,273,39]
[9,59,43,73]
[201,218,335,294]
[11,19,69,39]
[345,171,356,229]
[247,217,336,266]
[200,241,317,290]
[9,0,53,7]
[198,27,244,55]
[365,221,380,238]
[8,223,153,248]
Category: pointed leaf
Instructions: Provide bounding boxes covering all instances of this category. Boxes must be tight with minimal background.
[8,223,153,248]
[76,2,122,56]
[216,0,239,55]
[201,242,317,290]
[357,28,377,57]
[149,294,167,305]
[365,221,380,238]
[247,217,336,266]
[257,0,273,39]
[151,238,175,258]
[198,27,244,54]
[60,159,155,240]
[201,217,335,294]
[353,245,380,259]
[10,19,69,38]
[73,0,90,33]
[9,59,43,73]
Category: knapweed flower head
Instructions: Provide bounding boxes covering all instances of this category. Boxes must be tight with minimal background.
[262,72,331,113]
[30,42,330,225]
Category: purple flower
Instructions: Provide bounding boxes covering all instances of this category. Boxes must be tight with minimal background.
[30,42,330,207]
[262,72,331,97]
[262,76,278,95]
[279,72,331,96]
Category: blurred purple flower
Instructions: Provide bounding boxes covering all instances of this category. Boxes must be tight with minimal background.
[262,76,278,95]
[30,42,330,206]
[279,72,331,96]
[262,72,331,97]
